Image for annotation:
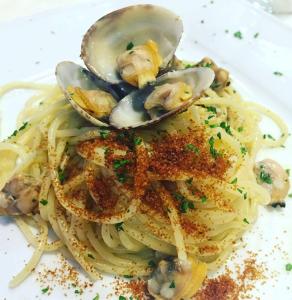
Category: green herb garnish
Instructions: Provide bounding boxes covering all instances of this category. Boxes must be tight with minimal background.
[40,199,48,206]
[126,42,134,50]
[263,134,275,141]
[92,295,100,300]
[57,167,66,184]
[254,32,259,38]
[186,143,200,154]
[134,137,142,145]
[169,280,176,288]
[208,136,219,158]
[220,122,232,135]
[41,287,49,294]
[113,159,130,170]
[88,253,95,259]
[201,196,207,203]
[243,218,249,224]
[230,178,237,184]
[234,31,243,39]
[119,296,127,300]
[286,263,292,271]
[238,126,244,132]
[115,222,124,232]
[207,106,217,114]
[9,122,29,139]
[100,129,110,139]
[273,71,283,76]
[124,275,133,278]
[186,178,193,185]
[240,146,248,156]
[259,170,273,184]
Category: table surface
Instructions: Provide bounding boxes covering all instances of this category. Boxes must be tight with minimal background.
[0,0,292,27]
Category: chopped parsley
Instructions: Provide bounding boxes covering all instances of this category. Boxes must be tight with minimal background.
[185,178,193,185]
[286,169,290,176]
[208,136,219,158]
[201,196,207,203]
[217,132,222,139]
[41,287,49,294]
[134,137,142,145]
[100,129,110,139]
[263,134,275,141]
[148,260,156,268]
[57,167,66,184]
[207,106,217,114]
[185,64,196,69]
[240,146,248,156]
[124,275,133,278]
[286,263,292,271]
[273,71,283,76]
[238,126,244,132]
[173,192,195,213]
[220,122,232,135]
[288,194,292,198]
[115,222,124,232]
[254,32,259,38]
[74,289,82,294]
[186,143,200,154]
[210,80,221,90]
[169,280,176,288]
[113,159,130,170]
[243,218,249,224]
[40,199,48,206]
[233,31,243,39]
[126,42,134,50]
[87,253,95,259]
[8,122,29,138]
[119,296,127,300]
[113,159,130,183]
[237,188,243,194]
[259,169,273,184]
[92,295,100,300]
[230,178,237,184]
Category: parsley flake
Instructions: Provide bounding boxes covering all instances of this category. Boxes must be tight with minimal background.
[273,71,283,76]
[220,122,232,135]
[243,218,250,224]
[254,32,259,38]
[234,31,243,39]
[186,178,193,185]
[115,222,124,232]
[201,196,207,203]
[126,42,134,50]
[238,126,244,132]
[286,169,290,176]
[230,178,237,184]
[217,132,222,139]
[119,296,127,300]
[240,146,248,156]
[207,106,217,114]
[57,167,66,184]
[186,143,200,154]
[92,295,100,300]
[41,287,49,294]
[40,199,48,206]
[100,129,110,139]
[259,170,273,184]
[209,136,219,158]
[87,253,95,259]
[113,159,130,170]
[169,280,176,288]
[124,275,133,278]
[286,263,292,271]
[134,137,142,145]
[288,194,292,198]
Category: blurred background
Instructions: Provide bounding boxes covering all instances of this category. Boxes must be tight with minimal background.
[0,0,291,26]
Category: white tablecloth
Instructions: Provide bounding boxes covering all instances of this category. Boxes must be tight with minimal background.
[0,0,292,26]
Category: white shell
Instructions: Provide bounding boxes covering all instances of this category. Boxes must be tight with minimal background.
[81,5,183,84]
[110,67,215,129]
[55,61,118,127]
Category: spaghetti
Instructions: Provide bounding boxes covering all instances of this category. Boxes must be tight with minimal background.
[0,78,289,295]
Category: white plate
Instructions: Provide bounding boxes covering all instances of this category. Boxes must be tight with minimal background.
[0,0,292,299]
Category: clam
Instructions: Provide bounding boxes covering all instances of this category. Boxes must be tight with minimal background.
[55,61,119,127]
[148,257,207,300]
[81,5,183,88]
[109,67,215,129]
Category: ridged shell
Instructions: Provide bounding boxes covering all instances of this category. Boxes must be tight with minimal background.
[109,67,215,129]
[81,5,183,84]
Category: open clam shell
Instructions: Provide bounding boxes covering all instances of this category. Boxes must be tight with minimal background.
[81,5,183,85]
[109,67,215,129]
[55,61,119,127]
